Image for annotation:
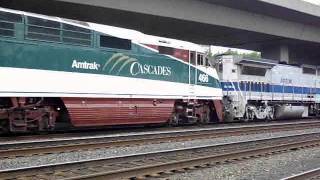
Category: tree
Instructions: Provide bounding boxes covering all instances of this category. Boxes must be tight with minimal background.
[243,51,261,59]
[213,48,261,59]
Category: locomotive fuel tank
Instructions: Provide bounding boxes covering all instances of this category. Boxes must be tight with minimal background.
[274,105,306,119]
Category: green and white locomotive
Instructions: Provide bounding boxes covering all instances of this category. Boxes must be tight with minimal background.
[0,8,223,133]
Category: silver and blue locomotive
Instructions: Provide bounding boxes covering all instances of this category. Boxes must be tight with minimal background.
[217,55,320,121]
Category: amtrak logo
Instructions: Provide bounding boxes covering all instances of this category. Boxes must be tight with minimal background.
[72,60,100,70]
[103,53,172,76]
[103,53,137,75]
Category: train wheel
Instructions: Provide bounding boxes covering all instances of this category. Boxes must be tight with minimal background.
[199,105,211,124]
[0,119,9,134]
[169,114,179,126]
[39,116,50,131]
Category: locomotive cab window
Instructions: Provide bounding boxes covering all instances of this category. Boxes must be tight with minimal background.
[205,57,210,67]
[241,66,266,76]
[159,46,174,55]
[100,35,131,50]
[190,51,196,65]
[197,54,204,66]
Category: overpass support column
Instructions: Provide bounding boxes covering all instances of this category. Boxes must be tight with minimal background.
[261,45,289,63]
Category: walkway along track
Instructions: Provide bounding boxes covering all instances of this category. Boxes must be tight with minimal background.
[1,121,320,159]
[282,167,320,180]
[1,132,320,179]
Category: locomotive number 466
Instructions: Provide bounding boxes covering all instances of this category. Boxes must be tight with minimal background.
[199,73,209,83]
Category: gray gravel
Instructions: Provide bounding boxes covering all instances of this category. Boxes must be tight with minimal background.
[167,145,320,180]
[1,121,316,144]
[1,128,320,171]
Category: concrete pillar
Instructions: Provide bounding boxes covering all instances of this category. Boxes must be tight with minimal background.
[279,45,289,63]
[261,44,289,63]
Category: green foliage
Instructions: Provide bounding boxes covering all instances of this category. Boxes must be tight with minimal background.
[213,49,261,59]
[243,52,261,59]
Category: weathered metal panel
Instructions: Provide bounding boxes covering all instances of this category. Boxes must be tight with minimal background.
[62,98,174,127]
[213,100,223,122]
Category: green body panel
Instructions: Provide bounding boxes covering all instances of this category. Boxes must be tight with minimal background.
[0,39,220,88]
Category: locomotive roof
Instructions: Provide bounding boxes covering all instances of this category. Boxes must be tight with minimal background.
[222,55,319,69]
[236,58,277,68]
[89,23,207,52]
[0,7,206,53]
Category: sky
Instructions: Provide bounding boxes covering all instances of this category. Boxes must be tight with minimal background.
[210,0,320,54]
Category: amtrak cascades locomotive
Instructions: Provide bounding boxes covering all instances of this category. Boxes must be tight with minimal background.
[218,55,320,122]
[0,8,223,133]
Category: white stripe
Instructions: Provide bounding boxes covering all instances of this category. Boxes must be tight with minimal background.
[0,67,222,100]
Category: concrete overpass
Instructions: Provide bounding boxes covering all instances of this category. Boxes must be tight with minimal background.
[2,0,320,64]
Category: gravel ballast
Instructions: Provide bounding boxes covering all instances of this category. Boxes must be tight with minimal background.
[1,128,320,171]
[167,146,320,180]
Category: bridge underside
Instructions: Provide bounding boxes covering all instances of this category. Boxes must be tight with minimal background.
[2,0,320,64]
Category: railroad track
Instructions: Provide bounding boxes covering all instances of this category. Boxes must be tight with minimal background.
[0,119,301,142]
[1,132,320,180]
[282,167,320,180]
[1,121,320,159]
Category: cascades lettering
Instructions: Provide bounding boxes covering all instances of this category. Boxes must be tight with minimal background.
[130,62,172,76]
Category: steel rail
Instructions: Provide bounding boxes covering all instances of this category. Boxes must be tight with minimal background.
[1,121,320,159]
[282,167,320,180]
[0,119,315,141]
[1,120,318,145]
[1,132,320,180]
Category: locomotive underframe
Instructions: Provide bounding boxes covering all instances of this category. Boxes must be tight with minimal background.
[0,97,61,133]
[239,99,318,121]
[0,97,222,133]
[169,99,221,126]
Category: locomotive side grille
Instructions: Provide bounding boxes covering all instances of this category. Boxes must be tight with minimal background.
[62,98,175,127]
[0,21,14,37]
